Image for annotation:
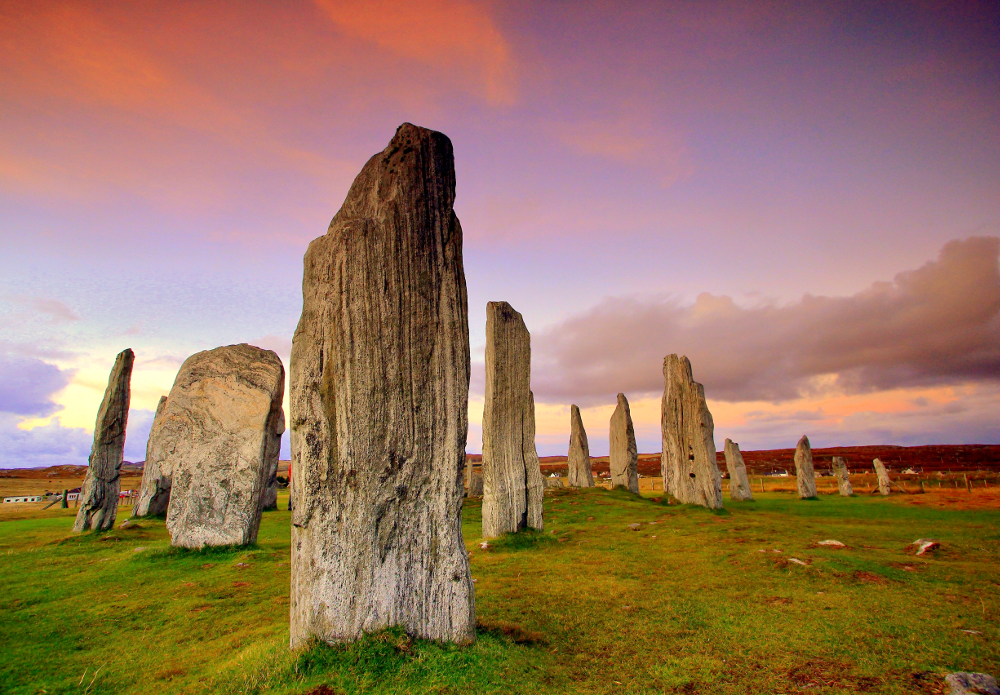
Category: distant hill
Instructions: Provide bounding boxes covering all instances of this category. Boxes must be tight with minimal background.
[3,445,997,479]
[472,445,1000,476]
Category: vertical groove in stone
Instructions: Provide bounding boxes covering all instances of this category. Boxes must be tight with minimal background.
[163,344,284,548]
[724,439,754,501]
[660,354,722,508]
[794,435,817,499]
[567,404,593,488]
[289,123,474,648]
[481,301,543,537]
[609,393,639,494]
[873,458,890,495]
[73,348,133,532]
[832,456,853,496]
[133,395,169,517]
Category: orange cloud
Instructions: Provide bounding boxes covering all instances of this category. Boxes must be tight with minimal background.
[312,0,517,105]
[554,118,692,187]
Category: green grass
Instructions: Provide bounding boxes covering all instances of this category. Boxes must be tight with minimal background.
[1,489,998,694]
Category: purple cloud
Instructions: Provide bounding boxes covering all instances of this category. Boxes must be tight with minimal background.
[0,415,92,469]
[532,237,1000,405]
[0,354,74,417]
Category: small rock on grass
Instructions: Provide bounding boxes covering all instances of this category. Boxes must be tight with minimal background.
[911,539,940,556]
[817,539,846,548]
[478,541,490,550]
[627,523,642,531]
[789,558,809,566]
[945,672,1000,695]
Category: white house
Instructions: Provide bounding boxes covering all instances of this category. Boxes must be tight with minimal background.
[3,496,43,504]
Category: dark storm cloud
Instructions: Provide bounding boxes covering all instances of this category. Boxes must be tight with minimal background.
[532,237,1000,404]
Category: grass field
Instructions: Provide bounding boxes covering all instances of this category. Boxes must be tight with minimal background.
[1,487,998,694]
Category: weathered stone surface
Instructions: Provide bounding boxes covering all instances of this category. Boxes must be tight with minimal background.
[289,124,474,648]
[545,476,564,489]
[567,404,593,488]
[793,435,817,499]
[945,673,1000,695]
[133,395,170,517]
[873,458,891,495]
[73,349,134,532]
[164,344,284,548]
[660,355,722,508]
[261,411,285,511]
[481,301,544,538]
[465,465,484,497]
[832,456,853,496]
[723,439,754,501]
[609,393,639,494]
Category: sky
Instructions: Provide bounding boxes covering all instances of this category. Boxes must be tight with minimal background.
[1,0,998,467]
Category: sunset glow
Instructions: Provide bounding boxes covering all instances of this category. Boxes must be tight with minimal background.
[1,0,998,466]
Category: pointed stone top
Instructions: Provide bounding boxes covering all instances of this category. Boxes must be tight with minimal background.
[725,437,735,446]
[663,353,693,380]
[332,122,456,230]
[797,435,811,449]
[486,301,524,324]
[617,392,629,406]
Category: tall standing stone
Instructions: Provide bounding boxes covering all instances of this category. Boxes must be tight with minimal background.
[481,301,544,538]
[724,439,754,501]
[794,435,817,499]
[261,411,285,511]
[873,458,891,496]
[567,405,594,488]
[609,393,639,494]
[73,348,133,532]
[164,344,284,547]
[133,395,170,517]
[289,124,474,648]
[832,456,853,496]
[465,463,484,497]
[660,355,722,508]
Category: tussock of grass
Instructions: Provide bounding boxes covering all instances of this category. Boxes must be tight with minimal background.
[483,527,555,551]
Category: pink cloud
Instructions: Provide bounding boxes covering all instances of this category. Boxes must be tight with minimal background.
[532,237,1000,404]
[312,0,517,105]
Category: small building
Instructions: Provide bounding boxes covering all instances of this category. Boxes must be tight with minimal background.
[66,487,81,502]
[3,496,43,504]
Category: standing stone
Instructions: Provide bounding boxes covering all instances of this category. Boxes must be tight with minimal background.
[73,348,134,532]
[164,344,284,548]
[793,435,817,499]
[465,464,484,497]
[481,301,544,538]
[289,124,474,648]
[609,393,639,494]
[832,456,853,496]
[873,458,891,496]
[723,439,754,501]
[61,488,68,509]
[133,395,170,517]
[567,405,594,488]
[261,411,285,511]
[660,355,722,509]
